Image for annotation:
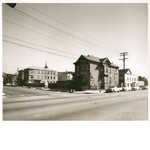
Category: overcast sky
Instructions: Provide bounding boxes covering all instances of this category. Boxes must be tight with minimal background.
[2,2,148,77]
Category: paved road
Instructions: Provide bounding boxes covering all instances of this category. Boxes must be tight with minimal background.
[3,86,148,121]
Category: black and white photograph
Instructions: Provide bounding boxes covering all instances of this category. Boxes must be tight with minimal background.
[1,1,150,150]
[2,2,148,121]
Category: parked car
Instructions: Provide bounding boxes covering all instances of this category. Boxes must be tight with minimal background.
[5,83,11,86]
[132,86,141,91]
[141,86,148,90]
[106,86,121,92]
[11,82,16,86]
[121,86,132,91]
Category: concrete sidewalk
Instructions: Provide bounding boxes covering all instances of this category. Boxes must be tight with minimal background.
[75,90,105,94]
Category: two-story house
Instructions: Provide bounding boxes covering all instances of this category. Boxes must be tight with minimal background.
[119,69,138,88]
[73,55,119,90]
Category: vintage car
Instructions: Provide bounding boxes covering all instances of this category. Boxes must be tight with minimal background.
[132,86,141,91]
[106,86,122,93]
[121,86,132,91]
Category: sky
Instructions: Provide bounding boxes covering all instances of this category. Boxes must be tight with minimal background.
[1,2,149,78]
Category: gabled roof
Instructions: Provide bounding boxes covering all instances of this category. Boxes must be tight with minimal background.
[74,55,119,68]
[119,69,132,74]
[83,55,101,63]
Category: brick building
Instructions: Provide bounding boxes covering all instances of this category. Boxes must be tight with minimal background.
[73,55,119,90]
[18,66,58,86]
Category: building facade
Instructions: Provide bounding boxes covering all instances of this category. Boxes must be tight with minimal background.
[11,72,18,85]
[2,72,11,85]
[58,71,74,81]
[119,69,138,88]
[19,66,58,86]
[73,55,119,90]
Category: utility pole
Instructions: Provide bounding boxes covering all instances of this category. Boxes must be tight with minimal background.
[119,52,128,87]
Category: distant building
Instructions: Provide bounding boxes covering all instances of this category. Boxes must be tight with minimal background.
[3,72,18,85]
[18,64,58,86]
[11,72,18,85]
[73,55,119,90]
[3,72,12,85]
[18,70,24,85]
[58,71,74,81]
[138,76,148,86]
[119,69,138,88]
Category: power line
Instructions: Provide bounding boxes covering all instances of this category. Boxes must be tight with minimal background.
[23,3,123,51]
[3,12,105,56]
[3,4,148,61]
[3,18,94,55]
[22,4,148,61]
[3,5,120,55]
[3,39,77,60]
[3,35,79,57]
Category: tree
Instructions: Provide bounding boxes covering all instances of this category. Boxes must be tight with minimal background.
[74,72,90,90]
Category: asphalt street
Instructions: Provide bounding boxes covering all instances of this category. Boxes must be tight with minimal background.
[3,86,148,121]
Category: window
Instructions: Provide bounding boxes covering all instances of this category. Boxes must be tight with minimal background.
[100,66,103,71]
[105,77,108,84]
[109,77,111,84]
[108,67,111,73]
[77,65,79,71]
[51,76,52,80]
[45,76,47,79]
[115,69,118,74]
[81,64,84,71]
[86,64,89,70]
[54,76,55,80]
[37,75,40,79]
[105,66,108,73]
[48,76,49,79]
[29,70,33,75]
[29,75,33,79]
[37,70,40,74]
[41,70,43,74]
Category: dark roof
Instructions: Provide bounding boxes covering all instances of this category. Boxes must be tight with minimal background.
[75,55,119,68]
[119,69,132,74]
[110,63,119,68]
[83,55,102,63]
